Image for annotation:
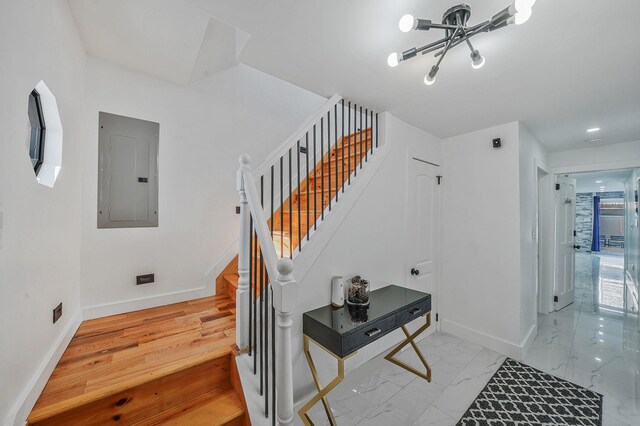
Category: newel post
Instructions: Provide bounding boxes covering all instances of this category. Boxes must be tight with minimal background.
[235,154,252,351]
[272,258,298,426]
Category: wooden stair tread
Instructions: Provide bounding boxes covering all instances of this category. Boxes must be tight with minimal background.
[29,296,237,423]
[223,274,239,287]
[132,387,245,426]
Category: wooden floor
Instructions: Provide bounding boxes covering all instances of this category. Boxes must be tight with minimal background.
[28,296,240,424]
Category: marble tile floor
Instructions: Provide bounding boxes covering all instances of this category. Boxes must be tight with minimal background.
[293,253,639,425]
[524,253,639,426]
[294,332,504,426]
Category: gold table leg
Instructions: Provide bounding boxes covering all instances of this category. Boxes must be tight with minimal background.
[298,335,356,426]
[384,312,432,382]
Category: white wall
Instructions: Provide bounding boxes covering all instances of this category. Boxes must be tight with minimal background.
[440,122,525,357]
[518,124,549,341]
[289,113,442,401]
[549,140,640,173]
[0,0,86,423]
[624,168,640,311]
[80,58,325,317]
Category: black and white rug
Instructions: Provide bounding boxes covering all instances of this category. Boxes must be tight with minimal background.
[457,358,603,426]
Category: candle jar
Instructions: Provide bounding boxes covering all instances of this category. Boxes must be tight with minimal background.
[346,276,370,306]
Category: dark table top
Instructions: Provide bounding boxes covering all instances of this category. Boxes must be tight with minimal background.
[303,285,431,336]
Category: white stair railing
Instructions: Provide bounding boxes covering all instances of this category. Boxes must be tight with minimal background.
[235,96,381,425]
[237,154,297,425]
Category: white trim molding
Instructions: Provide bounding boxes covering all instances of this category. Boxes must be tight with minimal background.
[82,285,213,320]
[7,310,82,426]
[441,319,534,361]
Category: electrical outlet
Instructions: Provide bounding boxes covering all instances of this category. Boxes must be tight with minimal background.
[53,303,62,324]
[136,273,155,285]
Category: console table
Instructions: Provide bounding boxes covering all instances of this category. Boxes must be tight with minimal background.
[298,285,432,425]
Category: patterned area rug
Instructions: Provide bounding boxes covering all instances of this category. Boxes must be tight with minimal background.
[457,358,603,426]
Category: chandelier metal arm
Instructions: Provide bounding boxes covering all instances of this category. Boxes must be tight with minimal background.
[433,26,461,68]
[433,23,491,58]
[419,22,459,31]
[464,36,476,54]
[415,37,453,57]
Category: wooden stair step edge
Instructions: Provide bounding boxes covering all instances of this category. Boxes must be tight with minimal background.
[223,274,239,289]
[132,387,245,426]
[223,274,238,303]
[27,348,234,425]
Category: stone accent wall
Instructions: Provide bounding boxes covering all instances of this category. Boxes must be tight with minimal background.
[599,191,625,200]
[574,191,624,252]
[576,193,593,252]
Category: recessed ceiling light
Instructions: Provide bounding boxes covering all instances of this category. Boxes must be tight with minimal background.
[595,180,603,183]
[587,127,600,133]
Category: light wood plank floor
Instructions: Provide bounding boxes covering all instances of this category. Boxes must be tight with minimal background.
[29,296,237,420]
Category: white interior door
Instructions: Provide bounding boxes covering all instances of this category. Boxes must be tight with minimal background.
[406,158,439,316]
[554,175,577,310]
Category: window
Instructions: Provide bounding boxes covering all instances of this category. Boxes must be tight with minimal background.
[28,90,46,174]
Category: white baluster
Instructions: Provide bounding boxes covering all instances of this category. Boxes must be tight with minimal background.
[236,154,252,350]
[272,258,298,426]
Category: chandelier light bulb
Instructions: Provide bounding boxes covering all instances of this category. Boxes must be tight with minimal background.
[471,51,485,69]
[387,52,400,67]
[399,14,416,32]
[514,0,535,13]
[424,74,436,85]
[513,7,532,24]
[424,66,438,85]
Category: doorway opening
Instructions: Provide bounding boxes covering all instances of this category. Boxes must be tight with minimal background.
[554,168,640,315]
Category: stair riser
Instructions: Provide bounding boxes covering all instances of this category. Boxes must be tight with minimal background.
[30,356,231,425]
[328,140,372,159]
[294,192,333,208]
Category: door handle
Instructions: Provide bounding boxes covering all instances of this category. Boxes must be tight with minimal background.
[573,245,581,250]
[410,268,420,276]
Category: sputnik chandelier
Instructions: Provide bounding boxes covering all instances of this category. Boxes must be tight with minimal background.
[387,0,537,85]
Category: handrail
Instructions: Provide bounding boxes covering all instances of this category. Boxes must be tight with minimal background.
[253,94,342,179]
[241,164,279,280]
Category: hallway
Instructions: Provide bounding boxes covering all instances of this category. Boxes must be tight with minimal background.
[525,253,640,425]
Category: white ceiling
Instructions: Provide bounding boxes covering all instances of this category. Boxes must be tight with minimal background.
[68,0,249,85]
[572,169,633,194]
[68,0,640,151]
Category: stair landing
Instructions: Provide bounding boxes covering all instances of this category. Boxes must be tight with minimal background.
[28,296,243,425]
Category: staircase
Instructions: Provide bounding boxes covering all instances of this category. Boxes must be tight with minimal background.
[216,128,374,301]
[233,96,381,425]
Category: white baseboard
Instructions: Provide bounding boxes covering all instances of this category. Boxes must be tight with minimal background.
[7,310,82,426]
[441,319,529,361]
[82,285,214,320]
[520,323,538,359]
